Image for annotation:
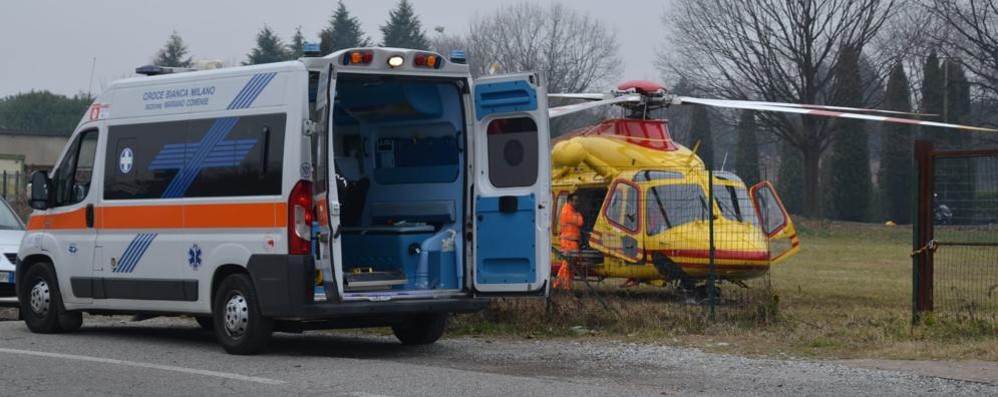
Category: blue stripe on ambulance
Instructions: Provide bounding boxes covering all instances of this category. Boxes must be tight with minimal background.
[114,233,157,273]
[159,72,276,199]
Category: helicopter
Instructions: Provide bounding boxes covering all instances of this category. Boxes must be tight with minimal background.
[543,80,997,295]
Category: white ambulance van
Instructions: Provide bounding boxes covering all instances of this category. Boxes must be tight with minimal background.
[17,47,551,354]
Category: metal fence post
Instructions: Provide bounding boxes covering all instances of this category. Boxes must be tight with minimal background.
[913,140,935,317]
[708,168,716,321]
[2,170,6,199]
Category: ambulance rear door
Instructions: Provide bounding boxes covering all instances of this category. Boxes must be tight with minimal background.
[314,65,343,301]
[471,73,551,295]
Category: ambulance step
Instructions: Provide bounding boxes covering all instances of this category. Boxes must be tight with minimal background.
[345,270,408,290]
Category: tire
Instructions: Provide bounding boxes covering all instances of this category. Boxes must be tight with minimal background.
[19,262,82,333]
[194,316,214,331]
[392,313,448,346]
[212,273,272,355]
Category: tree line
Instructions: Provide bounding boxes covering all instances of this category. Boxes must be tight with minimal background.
[660,0,997,223]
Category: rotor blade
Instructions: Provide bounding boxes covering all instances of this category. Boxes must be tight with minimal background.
[733,100,935,117]
[677,96,998,133]
[549,94,641,119]
[548,93,609,101]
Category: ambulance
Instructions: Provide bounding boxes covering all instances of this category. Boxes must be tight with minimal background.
[17,47,551,354]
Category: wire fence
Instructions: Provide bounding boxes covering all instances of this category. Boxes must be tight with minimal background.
[1,170,30,220]
[930,152,998,320]
[548,166,790,322]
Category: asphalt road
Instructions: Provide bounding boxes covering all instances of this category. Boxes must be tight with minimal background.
[0,312,994,396]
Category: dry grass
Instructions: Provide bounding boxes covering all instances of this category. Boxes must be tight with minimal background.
[450,220,998,360]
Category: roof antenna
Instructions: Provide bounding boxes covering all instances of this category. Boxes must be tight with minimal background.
[88,57,97,98]
[720,152,728,172]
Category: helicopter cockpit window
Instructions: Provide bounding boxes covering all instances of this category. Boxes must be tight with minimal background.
[486,117,539,188]
[646,184,709,236]
[714,184,760,227]
[754,186,786,235]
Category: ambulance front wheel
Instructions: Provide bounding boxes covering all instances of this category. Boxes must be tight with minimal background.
[213,273,273,355]
[19,262,82,334]
[392,312,448,346]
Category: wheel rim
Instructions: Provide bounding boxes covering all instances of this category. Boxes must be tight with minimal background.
[223,293,249,339]
[29,280,51,316]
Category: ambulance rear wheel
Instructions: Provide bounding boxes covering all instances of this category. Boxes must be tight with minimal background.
[392,312,448,345]
[20,262,82,334]
[213,274,272,355]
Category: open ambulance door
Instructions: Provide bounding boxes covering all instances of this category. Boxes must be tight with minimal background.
[749,181,800,265]
[314,65,343,301]
[471,73,551,295]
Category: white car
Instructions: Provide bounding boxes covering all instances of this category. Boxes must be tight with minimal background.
[0,197,24,299]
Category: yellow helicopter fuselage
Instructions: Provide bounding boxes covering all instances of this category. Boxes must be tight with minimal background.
[550,118,798,286]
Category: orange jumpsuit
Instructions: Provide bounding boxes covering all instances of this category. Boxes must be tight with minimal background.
[554,201,584,289]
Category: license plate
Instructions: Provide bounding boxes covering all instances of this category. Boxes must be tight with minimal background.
[0,271,11,284]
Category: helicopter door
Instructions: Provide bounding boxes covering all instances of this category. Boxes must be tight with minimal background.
[749,181,799,264]
[471,73,551,294]
[597,180,644,262]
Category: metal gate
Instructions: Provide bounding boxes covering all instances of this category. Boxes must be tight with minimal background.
[913,140,998,321]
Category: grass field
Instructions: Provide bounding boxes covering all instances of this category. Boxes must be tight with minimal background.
[450,220,998,360]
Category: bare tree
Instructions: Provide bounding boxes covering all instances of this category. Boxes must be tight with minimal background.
[467,2,619,94]
[659,0,897,217]
[922,0,998,100]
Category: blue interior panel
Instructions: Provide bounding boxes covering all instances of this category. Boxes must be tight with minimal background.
[475,80,537,120]
[475,195,537,284]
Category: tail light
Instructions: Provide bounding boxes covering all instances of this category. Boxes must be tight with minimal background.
[288,180,313,255]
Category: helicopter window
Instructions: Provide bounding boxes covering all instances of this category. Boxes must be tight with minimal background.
[552,192,568,235]
[633,170,683,182]
[485,117,539,188]
[714,185,760,227]
[646,184,709,236]
[754,186,786,235]
[606,182,639,232]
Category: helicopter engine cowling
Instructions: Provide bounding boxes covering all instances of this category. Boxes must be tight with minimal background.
[552,140,587,168]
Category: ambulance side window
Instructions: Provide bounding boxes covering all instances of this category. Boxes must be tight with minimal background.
[53,129,98,207]
[485,117,539,188]
[104,114,286,199]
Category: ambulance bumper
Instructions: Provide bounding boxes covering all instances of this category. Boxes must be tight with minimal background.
[246,254,487,320]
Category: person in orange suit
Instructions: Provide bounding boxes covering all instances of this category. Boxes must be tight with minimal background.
[554,193,584,290]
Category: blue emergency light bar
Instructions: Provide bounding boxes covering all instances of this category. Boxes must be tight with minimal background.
[303,42,321,57]
[449,50,467,64]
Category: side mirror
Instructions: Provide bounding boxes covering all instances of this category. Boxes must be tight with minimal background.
[29,170,51,210]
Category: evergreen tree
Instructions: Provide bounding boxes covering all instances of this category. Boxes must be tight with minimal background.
[380,0,430,50]
[688,105,715,169]
[920,51,945,142]
[777,142,805,215]
[320,1,370,55]
[287,26,306,59]
[735,111,762,187]
[827,45,873,221]
[152,31,193,67]
[0,91,93,132]
[940,59,975,223]
[244,25,289,65]
[878,64,914,223]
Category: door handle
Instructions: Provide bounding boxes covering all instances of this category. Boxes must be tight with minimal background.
[86,204,95,228]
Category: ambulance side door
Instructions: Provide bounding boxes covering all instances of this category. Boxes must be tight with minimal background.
[471,73,551,294]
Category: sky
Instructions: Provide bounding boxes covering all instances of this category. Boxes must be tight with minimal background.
[0,0,666,98]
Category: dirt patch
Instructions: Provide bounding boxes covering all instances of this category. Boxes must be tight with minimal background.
[839,359,998,385]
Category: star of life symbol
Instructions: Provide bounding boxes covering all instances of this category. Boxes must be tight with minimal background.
[188,244,203,270]
[119,148,134,174]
